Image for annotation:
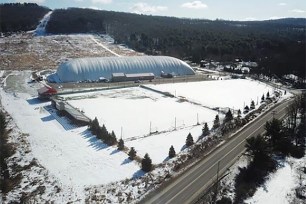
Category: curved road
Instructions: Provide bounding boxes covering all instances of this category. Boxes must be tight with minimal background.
[142,97,293,204]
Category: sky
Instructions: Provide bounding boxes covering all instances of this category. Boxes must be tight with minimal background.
[1,0,306,20]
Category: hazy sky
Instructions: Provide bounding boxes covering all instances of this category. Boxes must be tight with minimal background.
[1,0,306,20]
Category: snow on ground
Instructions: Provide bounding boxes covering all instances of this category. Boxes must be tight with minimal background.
[90,35,121,57]
[147,79,276,111]
[66,87,218,164]
[1,91,139,185]
[34,11,52,36]
[126,125,203,164]
[1,71,140,202]
[0,33,142,71]
[245,156,306,204]
[67,87,218,139]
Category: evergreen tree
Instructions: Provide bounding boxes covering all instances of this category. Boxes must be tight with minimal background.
[261,94,265,102]
[128,147,137,160]
[244,105,249,113]
[265,118,283,146]
[264,118,291,154]
[202,122,210,136]
[117,138,124,150]
[168,145,176,158]
[213,115,220,129]
[96,126,103,140]
[250,100,255,109]
[186,133,194,147]
[224,109,233,123]
[296,116,306,147]
[101,124,108,137]
[141,153,152,172]
[245,135,270,160]
[109,130,117,145]
[266,91,270,99]
[237,109,241,117]
[0,112,7,135]
[90,117,99,134]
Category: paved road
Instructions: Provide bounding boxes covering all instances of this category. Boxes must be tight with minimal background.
[142,98,293,204]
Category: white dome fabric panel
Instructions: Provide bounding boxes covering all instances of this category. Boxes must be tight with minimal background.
[55,56,195,83]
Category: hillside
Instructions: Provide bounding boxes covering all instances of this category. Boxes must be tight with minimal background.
[0,3,50,33]
[46,8,306,78]
[1,4,305,78]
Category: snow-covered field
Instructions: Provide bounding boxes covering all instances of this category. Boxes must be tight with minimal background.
[64,79,277,164]
[0,17,302,203]
[147,79,276,111]
[66,87,217,138]
[0,71,140,202]
[65,87,218,164]
[1,70,300,203]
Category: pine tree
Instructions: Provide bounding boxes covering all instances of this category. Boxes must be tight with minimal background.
[96,126,103,140]
[90,117,99,134]
[202,122,209,136]
[141,153,152,172]
[237,109,241,117]
[169,145,176,158]
[213,115,220,129]
[266,91,270,99]
[244,105,249,113]
[224,109,233,123]
[101,124,108,139]
[117,138,124,150]
[186,133,194,147]
[109,131,117,145]
[261,94,265,102]
[250,100,255,109]
[128,147,137,160]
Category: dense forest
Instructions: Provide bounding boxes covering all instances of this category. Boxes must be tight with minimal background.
[1,4,305,78]
[46,8,306,78]
[0,3,50,33]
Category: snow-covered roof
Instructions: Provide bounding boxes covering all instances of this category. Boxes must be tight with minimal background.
[52,56,195,83]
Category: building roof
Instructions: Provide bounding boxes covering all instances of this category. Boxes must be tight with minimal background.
[125,73,154,78]
[37,86,57,95]
[112,73,125,77]
[50,56,195,83]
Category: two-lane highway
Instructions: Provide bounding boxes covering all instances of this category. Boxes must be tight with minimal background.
[142,98,293,204]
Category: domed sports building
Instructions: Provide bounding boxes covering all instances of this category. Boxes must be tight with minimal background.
[48,56,195,83]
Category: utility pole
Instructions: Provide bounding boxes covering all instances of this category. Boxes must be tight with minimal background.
[120,126,123,139]
[149,121,152,134]
[197,113,199,125]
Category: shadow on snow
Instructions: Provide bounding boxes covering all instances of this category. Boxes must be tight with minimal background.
[27,97,48,105]
[81,130,109,151]
[133,169,146,179]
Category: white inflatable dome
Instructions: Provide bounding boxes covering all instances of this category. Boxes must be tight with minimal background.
[51,56,195,83]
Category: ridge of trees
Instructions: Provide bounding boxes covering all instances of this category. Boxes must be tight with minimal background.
[46,8,305,78]
[0,3,50,33]
[88,117,117,146]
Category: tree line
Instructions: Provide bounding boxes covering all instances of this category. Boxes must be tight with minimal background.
[88,118,153,172]
[1,4,305,78]
[46,8,305,78]
[0,3,50,33]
